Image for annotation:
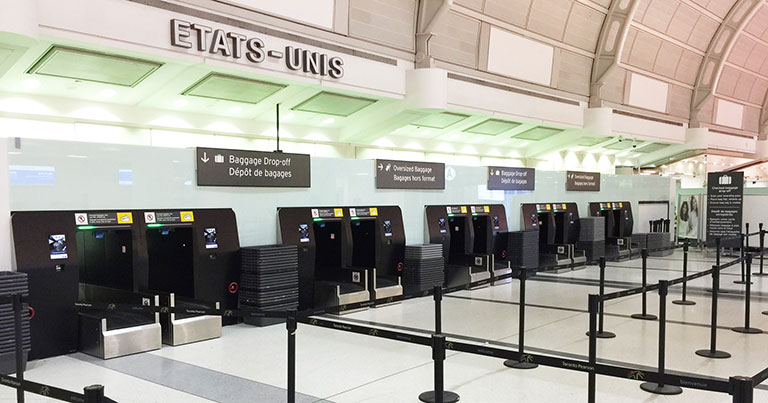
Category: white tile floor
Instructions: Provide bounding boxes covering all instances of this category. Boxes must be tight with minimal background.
[2,250,768,402]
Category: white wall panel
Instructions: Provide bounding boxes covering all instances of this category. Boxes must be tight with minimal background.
[487,27,553,86]
[715,98,744,129]
[627,73,668,113]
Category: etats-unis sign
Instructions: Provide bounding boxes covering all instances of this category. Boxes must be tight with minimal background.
[170,19,344,78]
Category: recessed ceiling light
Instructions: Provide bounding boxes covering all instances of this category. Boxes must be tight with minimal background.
[99,88,117,98]
[421,129,431,136]
[21,79,40,89]
[173,99,189,108]
[228,106,242,113]
[519,141,530,147]
[284,113,295,120]
[322,118,335,124]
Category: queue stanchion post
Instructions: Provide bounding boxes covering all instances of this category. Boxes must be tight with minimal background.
[13,293,24,403]
[640,280,682,395]
[84,385,105,403]
[696,264,731,359]
[587,294,598,403]
[729,376,754,403]
[756,224,766,276]
[504,268,538,369]
[586,257,615,338]
[287,313,297,403]
[732,254,762,334]
[631,249,657,321]
[418,286,459,403]
[735,233,750,285]
[673,239,695,305]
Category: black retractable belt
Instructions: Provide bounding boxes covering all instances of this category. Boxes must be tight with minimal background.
[640,280,682,395]
[729,376,754,403]
[732,254,762,334]
[84,385,105,403]
[756,225,767,277]
[418,286,459,403]
[586,257,615,339]
[673,239,695,306]
[504,268,538,369]
[631,249,657,321]
[696,259,731,359]
[735,233,751,285]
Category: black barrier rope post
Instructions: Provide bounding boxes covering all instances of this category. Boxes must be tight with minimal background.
[586,257,615,339]
[84,385,105,403]
[13,293,24,403]
[587,294,599,403]
[287,313,297,403]
[729,376,754,403]
[735,233,750,285]
[504,268,538,369]
[631,249,657,321]
[673,239,695,306]
[640,280,682,395]
[418,286,459,403]
[696,264,731,359]
[732,254,762,334]
[756,224,766,277]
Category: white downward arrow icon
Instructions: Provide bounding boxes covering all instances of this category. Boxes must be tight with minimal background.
[201,152,210,163]
[378,163,383,170]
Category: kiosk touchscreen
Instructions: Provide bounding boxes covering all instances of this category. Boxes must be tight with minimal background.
[521,203,587,269]
[588,202,634,258]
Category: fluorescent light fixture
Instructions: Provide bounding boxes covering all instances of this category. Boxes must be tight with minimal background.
[99,89,117,98]
[322,118,335,124]
[65,154,88,159]
[420,129,431,136]
[21,79,40,89]
[173,99,189,108]
[519,142,530,147]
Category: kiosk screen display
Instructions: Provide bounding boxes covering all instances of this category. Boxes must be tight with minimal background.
[49,234,67,260]
[204,228,218,249]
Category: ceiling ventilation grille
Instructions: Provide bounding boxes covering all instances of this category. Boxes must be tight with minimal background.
[513,127,562,141]
[292,91,377,117]
[183,73,285,104]
[411,112,470,129]
[463,119,521,135]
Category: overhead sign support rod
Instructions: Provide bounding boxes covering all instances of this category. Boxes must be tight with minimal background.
[275,103,283,153]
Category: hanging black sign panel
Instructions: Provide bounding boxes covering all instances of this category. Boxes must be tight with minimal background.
[706,171,744,248]
[566,171,600,191]
[196,147,310,187]
[375,159,445,190]
[487,167,535,190]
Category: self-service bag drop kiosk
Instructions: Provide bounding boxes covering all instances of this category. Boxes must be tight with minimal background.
[425,205,500,288]
[140,209,235,344]
[278,207,371,312]
[521,203,587,269]
[12,210,162,360]
[588,202,634,259]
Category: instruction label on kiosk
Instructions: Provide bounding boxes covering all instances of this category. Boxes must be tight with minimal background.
[375,159,445,189]
[566,171,600,191]
[196,147,310,187]
[74,212,133,226]
[144,211,195,224]
[706,172,743,248]
[487,167,535,190]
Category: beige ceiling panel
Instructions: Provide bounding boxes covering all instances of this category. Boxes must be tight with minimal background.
[744,42,768,72]
[742,105,760,132]
[666,4,699,44]
[639,0,677,33]
[688,15,720,51]
[621,28,638,64]
[633,0,651,22]
[431,11,481,68]
[601,66,627,104]
[691,0,738,19]
[696,96,715,124]
[592,0,611,7]
[716,65,741,97]
[733,72,757,101]
[483,0,532,27]
[745,7,768,37]
[527,0,573,41]
[728,35,756,67]
[653,41,684,79]
[349,0,417,51]
[455,0,484,11]
[557,50,592,95]
[628,29,663,71]
[674,50,703,85]
[667,83,692,119]
[563,2,606,52]
[748,77,768,104]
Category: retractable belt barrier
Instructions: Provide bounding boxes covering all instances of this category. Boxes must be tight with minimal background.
[0,374,116,403]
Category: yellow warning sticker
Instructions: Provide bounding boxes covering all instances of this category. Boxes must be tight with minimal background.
[334,208,344,217]
[483,206,490,213]
[546,204,551,210]
[619,202,623,208]
[460,206,468,214]
[607,203,611,208]
[563,204,567,210]
[180,211,195,222]
[370,208,378,216]
[117,212,133,224]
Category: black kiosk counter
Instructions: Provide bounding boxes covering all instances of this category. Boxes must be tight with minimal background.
[588,202,635,259]
[424,204,509,287]
[278,206,404,312]
[521,203,587,270]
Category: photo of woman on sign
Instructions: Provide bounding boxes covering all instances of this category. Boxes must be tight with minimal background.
[678,201,690,238]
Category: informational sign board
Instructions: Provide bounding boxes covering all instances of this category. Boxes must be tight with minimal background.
[196,147,310,187]
[487,167,535,190]
[706,172,744,248]
[566,171,600,191]
[375,159,445,190]
[74,212,133,226]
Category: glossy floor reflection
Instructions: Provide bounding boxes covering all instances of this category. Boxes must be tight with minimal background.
[3,250,768,402]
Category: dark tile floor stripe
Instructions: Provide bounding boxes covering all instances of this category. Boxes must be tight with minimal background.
[74,352,330,403]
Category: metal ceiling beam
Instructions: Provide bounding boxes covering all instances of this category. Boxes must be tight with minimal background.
[690,0,763,127]
[590,0,640,108]
[415,0,453,68]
